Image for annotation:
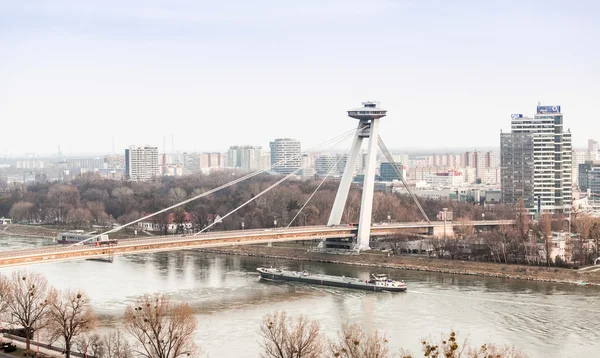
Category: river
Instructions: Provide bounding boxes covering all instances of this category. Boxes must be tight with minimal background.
[0,236,598,357]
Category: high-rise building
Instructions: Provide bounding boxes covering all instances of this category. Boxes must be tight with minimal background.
[379,162,404,182]
[228,145,263,171]
[501,132,535,208]
[200,152,226,169]
[579,160,600,206]
[125,145,159,181]
[587,139,599,161]
[501,106,572,213]
[269,138,301,175]
[314,153,353,177]
[182,152,201,174]
[572,150,587,186]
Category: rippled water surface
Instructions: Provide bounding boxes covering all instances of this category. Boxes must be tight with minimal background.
[0,236,598,357]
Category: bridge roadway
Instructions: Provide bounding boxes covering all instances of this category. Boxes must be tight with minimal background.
[0,220,514,267]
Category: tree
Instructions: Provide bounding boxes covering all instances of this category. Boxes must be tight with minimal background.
[102,330,133,358]
[260,311,324,358]
[399,330,527,358]
[75,333,104,358]
[66,208,93,229]
[167,187,188,205]
[541,213,553,266]
[454,217,475,240]
[87,201,108,225]
[124,294,198,358]
[8,201,35,222]
[47,289,98,358]
[515,198,532,264]
[48,185,80,223]
[7,271,52,352]
[329,322,389,358]
[0,275,10,316]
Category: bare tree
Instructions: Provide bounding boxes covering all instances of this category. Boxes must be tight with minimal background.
[66,208,93,229]
[329,322,389,358]
[400,330,527,358]
[8,201,35,223]
[103,330,133,358]
[541,213,553,266]
[260,311,324,358]
[167,187,188,205]
[75,333,104,358]
[124,294,198,358]
[7,271,52,352]
[0,275,10,316]
[514,198,532,264]
[47,289,98,358]
[454,217,475,240]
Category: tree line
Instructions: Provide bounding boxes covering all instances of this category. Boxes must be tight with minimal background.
[384,198,600,267]
[259,311,527,358]
[0,171,516,234]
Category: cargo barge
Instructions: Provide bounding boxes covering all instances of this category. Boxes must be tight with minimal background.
[257,267,407,292]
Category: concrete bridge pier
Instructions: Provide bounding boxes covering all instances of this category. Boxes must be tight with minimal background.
[432,225,454,238]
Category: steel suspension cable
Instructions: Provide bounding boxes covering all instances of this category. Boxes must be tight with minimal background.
[193,129,359,235]
[286,150,349,228]
[69,126,361,247]
[377,136,431,223]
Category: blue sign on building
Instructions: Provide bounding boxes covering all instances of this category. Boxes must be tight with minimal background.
[510,114,523,119]
[536,105,561,114]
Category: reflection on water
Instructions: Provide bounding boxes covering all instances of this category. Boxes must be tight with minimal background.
[0,237,599,357]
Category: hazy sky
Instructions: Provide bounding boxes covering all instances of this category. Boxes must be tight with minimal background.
[2,0,599,156]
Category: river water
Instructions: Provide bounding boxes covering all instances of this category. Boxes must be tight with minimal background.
[0,236,598,357]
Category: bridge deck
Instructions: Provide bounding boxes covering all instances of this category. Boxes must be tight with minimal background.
[0,221,514,267]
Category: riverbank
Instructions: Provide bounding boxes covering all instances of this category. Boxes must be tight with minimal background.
[198,245,600,286]
[0,224,57,239]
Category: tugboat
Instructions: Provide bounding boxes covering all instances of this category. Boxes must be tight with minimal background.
[256,267,407,292]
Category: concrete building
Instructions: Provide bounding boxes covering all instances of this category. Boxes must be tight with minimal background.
[572,150,587,186]
[315,153,347,177]
[270,138,301,175]
[501,107,572,213]
[125,145,159,181]
[182,152,201,174]
[579,160,600,206]
[227,145,263,172]
[379,162,404,182]
[424,170,463,188]
[588,139,599,161]
[200,152,226,169]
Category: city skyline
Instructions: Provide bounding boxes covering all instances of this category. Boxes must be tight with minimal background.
[2,1,600,154]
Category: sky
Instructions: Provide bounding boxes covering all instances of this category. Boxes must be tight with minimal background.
[1,0,599,156]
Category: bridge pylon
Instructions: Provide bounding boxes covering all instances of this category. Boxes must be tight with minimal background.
[326,101,386,251]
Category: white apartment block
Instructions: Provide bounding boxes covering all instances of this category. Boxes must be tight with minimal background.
[270,138,301,175]
[125,145,159,181]
[503,106,572,213]
[228,145,263,171]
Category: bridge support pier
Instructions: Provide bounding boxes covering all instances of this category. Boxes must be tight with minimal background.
[325,102,386,251]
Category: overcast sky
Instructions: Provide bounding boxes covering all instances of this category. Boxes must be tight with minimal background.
[1,0,599,156]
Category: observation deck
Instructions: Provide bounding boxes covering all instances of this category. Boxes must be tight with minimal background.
[347,101,387,120]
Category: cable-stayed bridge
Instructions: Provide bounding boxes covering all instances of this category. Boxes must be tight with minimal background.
[0,102,516,267]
